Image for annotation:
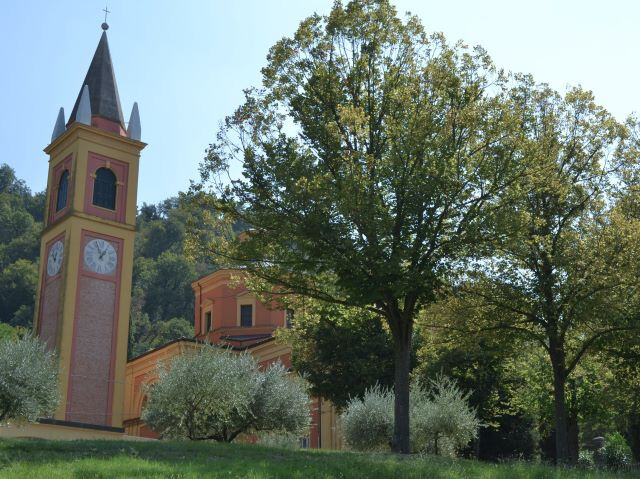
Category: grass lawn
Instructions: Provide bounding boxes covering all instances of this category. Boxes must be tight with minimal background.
[0,438,636,479]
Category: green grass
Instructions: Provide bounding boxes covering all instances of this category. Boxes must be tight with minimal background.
[0,439,636,479]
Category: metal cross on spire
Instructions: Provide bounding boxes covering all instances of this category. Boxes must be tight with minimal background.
[102,5,110,30]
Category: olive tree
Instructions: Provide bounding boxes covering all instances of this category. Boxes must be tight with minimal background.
[142,345,309,441]
[341,384,394,451]
[0,336,59,423]
[411,376,480,456]
[342,377,479,455]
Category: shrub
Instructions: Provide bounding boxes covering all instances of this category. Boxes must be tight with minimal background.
[142,344,310,441]
[341,377,479,455]
[256,431,301,449]
[341,384,394,451]
[412,376,480,456]
[0,335,59,423]
[578,449,595,469]
[251,361,310,434]
[601,432,632,471]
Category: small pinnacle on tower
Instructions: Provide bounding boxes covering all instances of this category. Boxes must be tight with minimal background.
[127,102,141,141]
[76,85,92,125]
[51,107,66,143]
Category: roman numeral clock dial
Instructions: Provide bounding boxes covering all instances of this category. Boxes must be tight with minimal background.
[84,238,117,275]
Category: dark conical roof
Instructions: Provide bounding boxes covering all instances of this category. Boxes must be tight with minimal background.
[67,31,125,127]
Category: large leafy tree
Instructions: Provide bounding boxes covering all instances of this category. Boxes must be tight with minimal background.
[428,79,640,463]
[195,0,524,452]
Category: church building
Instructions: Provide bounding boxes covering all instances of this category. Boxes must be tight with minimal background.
[124,269,342,449]
[2,24,341,448]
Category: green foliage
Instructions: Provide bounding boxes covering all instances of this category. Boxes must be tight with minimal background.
[278,300,395,409]
[132,252,196,324]
[255,431,301,449]
[423,96,640,457]
[0,164,45,222]
[128,316,192,359]
[601,432,633,471]
[128,193,227,357]
[596,340,640,460]
[412,376,481,456]
[342,377,479,455]
[0,164,42,329]
[135,199,187,259]
[0,259,38,326]
[442,77,640,462]
[341,384,394,451]
[504,346,622,447]
[0,335,59,423]
[578,449,596,469]
[142,344,309,441]
[414,320,535,460]
[0,323,20,340]
[128,196,221,357]
[195,0,527,452]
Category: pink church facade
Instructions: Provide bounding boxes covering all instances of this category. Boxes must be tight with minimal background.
[123,269,341,449]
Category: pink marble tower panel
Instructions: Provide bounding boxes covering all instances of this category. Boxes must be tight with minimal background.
[39,278,61,351]
[66,276,116,425]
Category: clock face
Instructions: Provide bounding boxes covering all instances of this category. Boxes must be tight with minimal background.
[47,240,64,277]
[84,238,117,275]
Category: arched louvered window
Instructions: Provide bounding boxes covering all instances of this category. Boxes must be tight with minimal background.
[56,170,69,212]
[92,167,117,210]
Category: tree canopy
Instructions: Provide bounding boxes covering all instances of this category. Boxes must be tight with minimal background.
[277,300,396,409]
[195,0,526,453]
[423,78,640,463]
[0,164,43,332]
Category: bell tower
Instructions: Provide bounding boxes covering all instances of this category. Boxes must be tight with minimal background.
[34,23,144,431]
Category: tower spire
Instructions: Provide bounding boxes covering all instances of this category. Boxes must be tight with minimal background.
[67,28,125,135]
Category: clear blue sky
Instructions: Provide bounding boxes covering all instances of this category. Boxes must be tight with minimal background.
[2,0,639,205]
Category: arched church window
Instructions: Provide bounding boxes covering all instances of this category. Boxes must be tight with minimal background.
[93,167,117,210]
[56,170,69,212]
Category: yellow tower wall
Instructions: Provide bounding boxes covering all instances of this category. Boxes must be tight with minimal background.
[33,123,144,430]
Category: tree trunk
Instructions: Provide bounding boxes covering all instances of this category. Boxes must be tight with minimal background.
[567,379,579,464]
[568,413,579,464]
[391,329,412,454]
[551,358,570,464]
